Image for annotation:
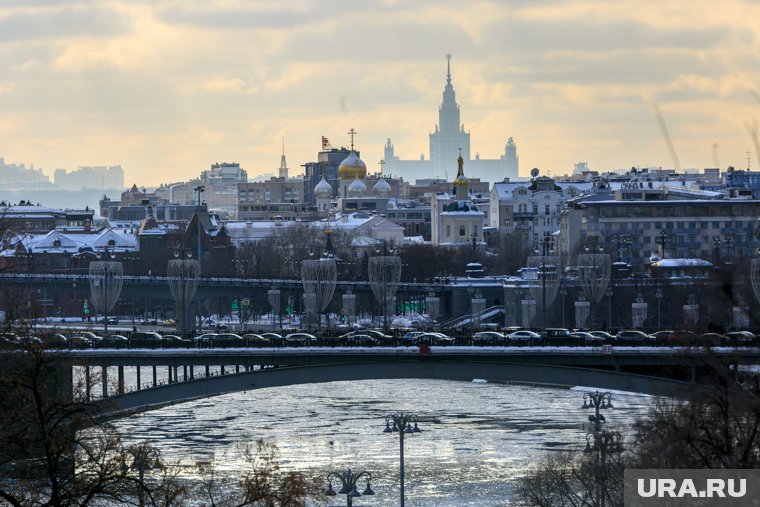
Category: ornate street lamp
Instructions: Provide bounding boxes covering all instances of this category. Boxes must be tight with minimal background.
[581,391,623,507]
[369,255,402,332]
[655,231,670,258]
[325,468,375,507]
[89,250,123,335]
[578,243,611,329]
[527,231,559,330]
[167,251,199,336]
[383,413,421,507]
[301,258,337,332]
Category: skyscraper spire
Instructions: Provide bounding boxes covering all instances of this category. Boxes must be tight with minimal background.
[446,53,452,85]
[279,138,288,179]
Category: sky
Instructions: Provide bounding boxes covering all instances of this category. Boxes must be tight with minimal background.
[1,0,760,187]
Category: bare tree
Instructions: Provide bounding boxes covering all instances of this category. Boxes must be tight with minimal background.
[194,439,323,507]
[0,345,177,506]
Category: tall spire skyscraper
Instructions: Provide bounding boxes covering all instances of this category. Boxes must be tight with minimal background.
[279,139,288,179]
[384,55,518,184]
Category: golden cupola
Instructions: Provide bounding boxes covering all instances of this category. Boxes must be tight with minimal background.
[338,151,367,180]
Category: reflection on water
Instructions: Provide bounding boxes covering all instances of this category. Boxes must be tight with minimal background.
[112,379,653,506]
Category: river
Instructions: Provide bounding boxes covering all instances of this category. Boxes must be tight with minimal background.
[109,377,654,506]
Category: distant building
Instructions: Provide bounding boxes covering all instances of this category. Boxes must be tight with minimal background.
[490,175,591,243]
[560,184,760,268]
[0,201,94,234]
[431,154,486,246]
[199,162,248,217]
[0,157,52,189]
[54,165,124,191]
[383,55,519,184]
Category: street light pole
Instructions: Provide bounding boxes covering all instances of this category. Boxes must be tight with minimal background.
[581,391,622,507]
[325,469,375,507]
[383,413,421,507]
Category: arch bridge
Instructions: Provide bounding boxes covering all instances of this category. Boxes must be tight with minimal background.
[51,346,760,418]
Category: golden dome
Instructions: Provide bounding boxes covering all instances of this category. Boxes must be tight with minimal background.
[338,151,367,180]
[454,154,468,186]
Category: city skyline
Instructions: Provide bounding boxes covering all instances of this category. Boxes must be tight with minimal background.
[1,0,759,186]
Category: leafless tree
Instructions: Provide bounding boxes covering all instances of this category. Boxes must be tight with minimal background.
[194,439,324,507]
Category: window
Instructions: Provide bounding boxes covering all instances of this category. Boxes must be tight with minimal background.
[445,225,450,237]
[459,225,465,236]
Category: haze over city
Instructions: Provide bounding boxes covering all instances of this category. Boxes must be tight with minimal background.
[1,0,760,186]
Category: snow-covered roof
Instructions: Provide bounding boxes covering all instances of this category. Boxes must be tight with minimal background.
[1,228,138,256]
[650,257,713,268]
[492,181,595,200]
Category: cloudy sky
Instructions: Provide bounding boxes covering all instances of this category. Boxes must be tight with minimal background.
[1,0,760,186]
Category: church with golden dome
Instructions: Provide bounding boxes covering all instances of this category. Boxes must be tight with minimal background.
[431,152,486,246]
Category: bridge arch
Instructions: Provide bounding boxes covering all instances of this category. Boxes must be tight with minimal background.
[100,361,693,417]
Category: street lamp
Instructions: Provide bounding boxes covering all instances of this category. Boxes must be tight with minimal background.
[470,232,478,261]
[528,231,559,330]
[325,469,375,507]
[383,413,421,507]
[655,231,669,258]
[655,288,664,330]
[581,391,623,507]
[578,241,610,329]
[559,286,568,328]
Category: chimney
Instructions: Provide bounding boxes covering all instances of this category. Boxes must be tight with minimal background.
[84,219,91,233]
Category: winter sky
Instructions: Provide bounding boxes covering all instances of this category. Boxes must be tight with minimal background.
[1,0,760,186]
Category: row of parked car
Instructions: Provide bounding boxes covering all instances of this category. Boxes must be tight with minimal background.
[2,327,757,350]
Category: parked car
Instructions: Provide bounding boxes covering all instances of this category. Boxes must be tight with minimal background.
[260,333,284,345]
[130,331,164,348]
[507,330,540,341]
[193,333,218,347]
[696,332,723,346]
[540,328,572,340]
[414,332,454,345]
[570,331,603,343]
[80,331,103,343]
[615,330,654,342]
[242,333,270,346]
[345,334,378,346]
[103,334,129,348]
[402,331,425,340]
[589,330,615,341]
[67,335,93,348]
[472,331,506,344]
[284,333,317,346]
[723,331,756,344]
[664,330,700,345]
[41,333,68,348]
[213,333,244,347]
[162,335,192,347]
[651,330,675,341]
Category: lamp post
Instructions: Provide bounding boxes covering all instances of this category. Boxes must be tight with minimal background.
[578,241,610,330]
[383,413,421,507]
[325,469,375,507]
[122,446,161,507]
[655,231,669,258]
[528,231,559,330]
[559,286,567,328]
[470,232,478,261]
[655,288,663,330]
[581,391,623,507]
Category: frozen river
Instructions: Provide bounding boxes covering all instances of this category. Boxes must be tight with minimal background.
[113,378,654,506]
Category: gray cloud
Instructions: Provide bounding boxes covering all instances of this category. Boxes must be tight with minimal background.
[0,7,128,43]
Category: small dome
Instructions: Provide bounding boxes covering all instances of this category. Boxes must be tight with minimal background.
[373,177,391,197]
[347,175,367,197]
[314,175,332,199]
[338,151,367,180]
